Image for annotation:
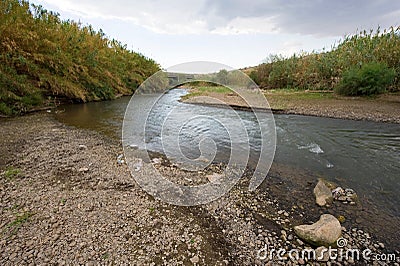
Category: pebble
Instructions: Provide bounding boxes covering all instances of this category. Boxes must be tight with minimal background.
[78,167,89,172]
[78,144,87,150]
[190,255,199,264]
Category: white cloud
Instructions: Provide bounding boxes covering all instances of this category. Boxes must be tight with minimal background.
[36,0,400,36]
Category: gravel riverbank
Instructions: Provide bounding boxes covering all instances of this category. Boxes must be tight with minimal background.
[1,113,399,265]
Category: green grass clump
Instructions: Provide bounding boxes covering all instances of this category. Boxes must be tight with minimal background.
[196,86,231,93]
[335,62,396,96]
[5,211,34,235]
[181,85,231,100]
[4,166,22,179]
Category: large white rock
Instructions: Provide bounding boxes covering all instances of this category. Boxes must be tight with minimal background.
[294,214,341,247]
[313,179,333,206]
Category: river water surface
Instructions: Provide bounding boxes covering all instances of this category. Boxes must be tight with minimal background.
[56,89,400,217]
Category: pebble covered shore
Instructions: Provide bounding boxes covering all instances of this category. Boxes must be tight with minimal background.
[1,113,399,265]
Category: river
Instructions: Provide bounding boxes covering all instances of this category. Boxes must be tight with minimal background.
[56,88,400,217]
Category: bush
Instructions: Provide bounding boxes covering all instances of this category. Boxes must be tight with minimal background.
[0,102,13,116]
[335,62,395,96]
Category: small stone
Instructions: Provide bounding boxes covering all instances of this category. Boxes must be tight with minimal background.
[378,242,385,249]
[337,215,346,223]
[206,173,223,183]
[78,144,87,150]
[281,230,287,241]
[132,160,143,171]
[296,239,304,246]
[152,158,162,164]
[78,167,89,173]
[52,234,60,241]
[190,255,199,264]
[314,179,333,206]
[315,246,330,262]
[338,196,347,201]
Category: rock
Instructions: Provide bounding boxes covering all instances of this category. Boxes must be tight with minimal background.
[296,239,304,246]
[378,242,385,249]
[78,144,87,150]
[294,214,341,247]
[333,187,358,203]
[337,215,346,223]
[206,173,223,183]
[132,160,142,171]
[117,154,125,165]
[190,255,199,264]
[332,187,345,199]
[315,246,330,262]
[338,196,347,201]
[314,179,333,206]
[151,158,162,164]
[78,167,89,173]
[281,230,287,241]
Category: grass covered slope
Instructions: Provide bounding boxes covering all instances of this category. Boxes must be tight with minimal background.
[0,0,160,115]
[250,27,400,95]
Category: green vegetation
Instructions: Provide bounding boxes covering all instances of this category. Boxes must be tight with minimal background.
[180,84,232,100]
[0,0,159,115]
[194,86,231,94]
[335,62,395,96]
[4,166,22,179]
[5,211,34,235]
[250,26,400,96]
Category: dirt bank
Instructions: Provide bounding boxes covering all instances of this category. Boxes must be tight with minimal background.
[1,113,399,265]
[182,89,400,123]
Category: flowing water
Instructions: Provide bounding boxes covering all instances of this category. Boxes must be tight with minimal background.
[56,89,400,217]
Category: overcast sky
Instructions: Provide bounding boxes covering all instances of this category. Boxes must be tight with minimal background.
[32,0,400,69]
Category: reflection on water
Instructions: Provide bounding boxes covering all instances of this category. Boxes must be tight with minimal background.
[56,89,400,216]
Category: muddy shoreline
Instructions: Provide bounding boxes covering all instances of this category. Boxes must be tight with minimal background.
[1,113,399,265]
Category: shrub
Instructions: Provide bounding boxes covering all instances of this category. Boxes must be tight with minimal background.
[0,102,13,116]
[335,62,395,96]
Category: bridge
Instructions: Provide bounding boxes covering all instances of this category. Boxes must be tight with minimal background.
[167,72,195,86]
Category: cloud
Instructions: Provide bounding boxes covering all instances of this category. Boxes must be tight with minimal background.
[36,0,400,36]
[202,0,400,36]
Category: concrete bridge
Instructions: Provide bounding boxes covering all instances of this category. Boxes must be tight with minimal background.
[167,72,195,86]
